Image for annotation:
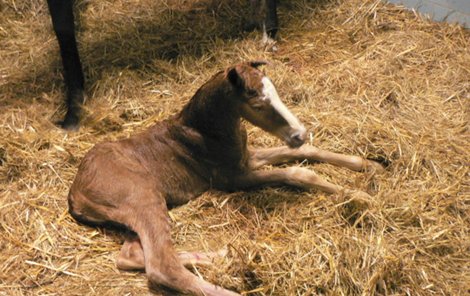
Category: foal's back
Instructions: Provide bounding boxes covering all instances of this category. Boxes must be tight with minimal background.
[69,117,211,224]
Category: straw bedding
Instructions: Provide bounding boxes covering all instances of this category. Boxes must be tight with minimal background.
[1,0,468,295]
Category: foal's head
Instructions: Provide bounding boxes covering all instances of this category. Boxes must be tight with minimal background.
[226,61,307,148]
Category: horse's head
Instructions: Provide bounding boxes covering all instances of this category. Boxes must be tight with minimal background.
[226,61,307,148]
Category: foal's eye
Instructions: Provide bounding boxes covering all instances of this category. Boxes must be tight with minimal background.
[251,103,264,111]
[246,90,258,97]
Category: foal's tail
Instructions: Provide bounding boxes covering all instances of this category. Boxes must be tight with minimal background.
[130,199,239,296]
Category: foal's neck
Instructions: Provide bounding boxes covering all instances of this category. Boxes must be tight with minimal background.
[178,73,248,168]
[179,73,242,142]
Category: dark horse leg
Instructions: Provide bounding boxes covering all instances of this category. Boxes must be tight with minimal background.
[46,0,277,130]
[248,0,278,39]
[265,0,278,39]
[47,0,84,130]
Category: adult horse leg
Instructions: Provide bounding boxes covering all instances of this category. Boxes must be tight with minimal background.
[261,0,278,50]
[249,145,384,172]
[47,0,84,130]
[117,235,228,271]
[264,0,278,39]
[248,0,278,48]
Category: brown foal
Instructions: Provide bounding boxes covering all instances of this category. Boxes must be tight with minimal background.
[68,61,383,295]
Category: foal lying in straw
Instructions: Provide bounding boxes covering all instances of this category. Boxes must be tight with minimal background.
[68,61,383,295]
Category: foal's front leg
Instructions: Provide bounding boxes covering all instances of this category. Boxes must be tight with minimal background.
[249,145,384,172]
[235,167,340,194]
[234,167,371,199]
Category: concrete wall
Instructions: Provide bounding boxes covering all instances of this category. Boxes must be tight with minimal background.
[387,0,470,28]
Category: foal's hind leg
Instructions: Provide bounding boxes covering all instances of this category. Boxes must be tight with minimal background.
[121,190,239,296]
[249,145,384,172]
[116,235,145,271]
[117,235,227,271]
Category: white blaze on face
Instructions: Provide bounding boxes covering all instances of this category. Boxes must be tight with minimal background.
[261,77,306,133]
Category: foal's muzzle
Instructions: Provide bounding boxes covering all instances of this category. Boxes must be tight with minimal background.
[286,128,307,148]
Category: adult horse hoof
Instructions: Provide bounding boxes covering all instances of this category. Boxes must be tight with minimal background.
[57,88,84,130]
[262,36,278,52]
[59,113,80,131]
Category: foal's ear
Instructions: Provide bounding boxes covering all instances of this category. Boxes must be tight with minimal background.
[249,60,268,68]
[226,67,243,89]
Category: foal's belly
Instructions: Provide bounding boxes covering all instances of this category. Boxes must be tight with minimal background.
[155,163,210,208]
[162,180,208,209]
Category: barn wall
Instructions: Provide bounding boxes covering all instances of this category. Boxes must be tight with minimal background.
[387,0,470,28]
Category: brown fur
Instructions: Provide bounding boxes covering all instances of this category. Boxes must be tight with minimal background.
[68,61,383,295]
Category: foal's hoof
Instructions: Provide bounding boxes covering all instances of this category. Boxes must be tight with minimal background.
[363,159,385,174]
[340,190,373,207]
[179,248,228,267]
[116,256,144,271]
[350,190,372,201]
[337,190,374,218]
[338,191,374,226]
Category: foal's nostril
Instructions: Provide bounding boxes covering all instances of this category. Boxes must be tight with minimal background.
[292,134,303,142]
[289,130,306,148]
